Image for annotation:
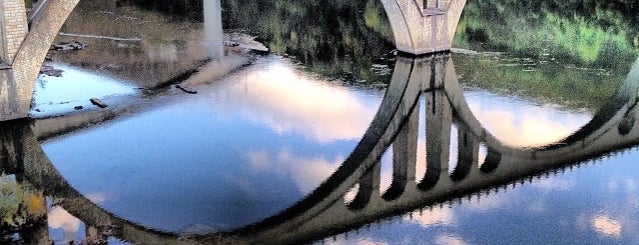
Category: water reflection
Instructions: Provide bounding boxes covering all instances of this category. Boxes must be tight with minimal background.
[465,92,592,147]
[4,52,639,243]
[53,0,253,89]
[203,0,224,59]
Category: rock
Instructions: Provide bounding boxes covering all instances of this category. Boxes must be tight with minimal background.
[74,106,83,110]
[40,65,64,77]
[223,41,240,47]
[224,33,269,52]
[89,98,108,108]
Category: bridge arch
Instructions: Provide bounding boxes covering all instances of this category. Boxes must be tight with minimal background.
[216,53,639,244]
[3,1,639,243]
[4,52,639,244]
[379,0,466,54]
[8,0,79,118]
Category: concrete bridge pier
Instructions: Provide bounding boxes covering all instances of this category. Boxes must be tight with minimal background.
[380,0,466,54]
[0,0,28,65]
[0,0,79,120]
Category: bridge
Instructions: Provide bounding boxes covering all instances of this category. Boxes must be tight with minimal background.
[2,53,639,244]
[0,0,464,121]
[0,0,78,120]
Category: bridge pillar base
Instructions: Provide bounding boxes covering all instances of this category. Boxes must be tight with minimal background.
[0,69,28,121]
[381,0,466,55]
[0,0,29,64]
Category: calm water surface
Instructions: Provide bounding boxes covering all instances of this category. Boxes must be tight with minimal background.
[3,0,639,244]
[41,56,383,233]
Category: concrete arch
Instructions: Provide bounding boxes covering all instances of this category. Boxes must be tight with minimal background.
[445,55,639,162]
[379,0,466,54]
[3,1,639,243]
[2,120,231,244]
[10,0,79,117]
[217,54,639,244]
[4,53,639,244]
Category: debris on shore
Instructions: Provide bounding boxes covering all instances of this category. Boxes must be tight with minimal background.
[40,65,64,77]
[225,32,269,52]
[90,98,108,108]
[51,41,87,51]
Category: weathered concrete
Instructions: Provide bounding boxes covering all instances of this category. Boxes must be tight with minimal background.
[0,0,28,64]
[4,0,79,118]
[380,0,466,54]
[0,69,21,120]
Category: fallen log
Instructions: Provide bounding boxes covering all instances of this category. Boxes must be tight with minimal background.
[90,98,108,108]
[176,84,197,94]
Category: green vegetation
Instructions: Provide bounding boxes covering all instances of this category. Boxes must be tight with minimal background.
[453,54,623,110]
[0,174,45,236]
[221,0,396,83]
[455,0,639,71]
[0,175,25,229]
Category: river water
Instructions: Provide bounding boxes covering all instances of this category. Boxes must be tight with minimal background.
[2,0,639,244]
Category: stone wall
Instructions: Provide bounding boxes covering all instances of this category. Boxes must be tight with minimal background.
[0,0,28,64]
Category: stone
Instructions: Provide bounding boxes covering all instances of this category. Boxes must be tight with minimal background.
[39,65,63,77]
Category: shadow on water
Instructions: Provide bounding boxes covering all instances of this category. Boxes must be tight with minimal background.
[3,53,639,244]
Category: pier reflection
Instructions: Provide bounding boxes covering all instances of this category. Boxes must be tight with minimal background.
[2,53,639,244]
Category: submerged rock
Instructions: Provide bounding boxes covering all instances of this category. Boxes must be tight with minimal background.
[40,65,64,77]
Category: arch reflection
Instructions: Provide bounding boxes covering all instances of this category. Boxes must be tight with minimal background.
[2,53,639,244]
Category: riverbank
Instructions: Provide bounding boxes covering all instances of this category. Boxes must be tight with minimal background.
[29,0,269,119]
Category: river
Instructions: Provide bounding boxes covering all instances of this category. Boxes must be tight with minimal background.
[2,0,639,244]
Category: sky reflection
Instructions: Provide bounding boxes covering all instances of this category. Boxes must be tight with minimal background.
[36,49,639,245]
[41,56,379,232]
[48,206,84,244]
[32,63,138,117]
[329,148,639,245]
[465,90,592,148]
[204,57,380,142]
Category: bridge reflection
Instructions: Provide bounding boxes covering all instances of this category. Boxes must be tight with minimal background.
[2,54,639,244]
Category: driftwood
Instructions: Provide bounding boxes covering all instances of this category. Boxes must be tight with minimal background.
[51,41,87,51]
[176,84,197,94]
[89,98,108,108]
[59,32,142,42]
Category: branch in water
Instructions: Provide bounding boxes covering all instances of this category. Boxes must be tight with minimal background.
[58,32,142,42]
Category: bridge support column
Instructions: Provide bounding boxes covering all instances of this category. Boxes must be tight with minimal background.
[383,100,419,200]
[0,0,28,64]
[450,123,478,181]
[380,0,466,54]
